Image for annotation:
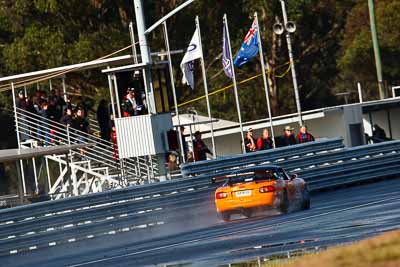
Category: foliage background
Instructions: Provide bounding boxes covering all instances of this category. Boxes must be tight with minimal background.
[0,0,399,120]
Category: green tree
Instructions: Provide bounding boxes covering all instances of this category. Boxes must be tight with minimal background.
[337,0,400,101]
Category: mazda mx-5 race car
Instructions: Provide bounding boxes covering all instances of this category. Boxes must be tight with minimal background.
[214,165,310,221]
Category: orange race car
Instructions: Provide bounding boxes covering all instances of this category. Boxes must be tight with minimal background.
[213,165,310,221]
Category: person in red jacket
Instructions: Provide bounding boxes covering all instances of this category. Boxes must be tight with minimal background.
[296,125,315,144]
[257,128,274,150]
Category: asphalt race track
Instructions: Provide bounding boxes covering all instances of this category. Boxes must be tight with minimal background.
[2,178,400,267]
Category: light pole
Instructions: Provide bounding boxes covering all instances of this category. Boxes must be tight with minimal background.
[368,0,385,99]
[133,0,156,114]
[273,0,303,125]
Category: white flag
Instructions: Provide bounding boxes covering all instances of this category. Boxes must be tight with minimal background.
[180,29,202,90]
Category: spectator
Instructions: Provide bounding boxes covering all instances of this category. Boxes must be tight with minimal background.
[179,126,188,161]
[96,99,111,142]
[244,128,257,153]
[60,108,73,127]
[296,125,315,144]
[24,96,39,140]
[55,89,66,121]
[16,91,28,141]
[122,87,139,117]
[65,98,72,110]
[16,91,27,111]
[193,131,212,161]
[48,89,57,104]
[25,96,37,115]
[257,128,274,150]
[47,98,58,121]
[187,151,194,162]
[372,124,390,143]
[39,90,47,104]
[38,102,50,145]
[73,109,89,134]
[76,96,89,118]
[277,126,296,147]
[167,152,179,171]
[73,109,89,155]
[32,91,43,113]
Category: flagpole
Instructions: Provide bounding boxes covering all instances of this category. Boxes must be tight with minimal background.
[195,16,216,158]
[254,12,276,148]
[163,21,186,162]
[223,14,246,153]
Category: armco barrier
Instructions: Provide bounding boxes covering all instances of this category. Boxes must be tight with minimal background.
[302,153,400,188]
[181,138,344,177]
[0,138,343,225]
[280,140,400,172]
[0,187,208,240]
[296,150,400,178]
[0,139,400,257]
[0,188,210,253]
[0,175,208,224]
[186,140,400,185]
[311,165,400,190]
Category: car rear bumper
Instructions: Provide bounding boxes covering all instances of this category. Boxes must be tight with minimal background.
[216,193,277,213]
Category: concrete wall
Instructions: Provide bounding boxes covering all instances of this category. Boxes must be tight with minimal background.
[306,110,346,141]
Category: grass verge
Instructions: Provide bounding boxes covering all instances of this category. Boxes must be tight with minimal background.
[269,230,400,267]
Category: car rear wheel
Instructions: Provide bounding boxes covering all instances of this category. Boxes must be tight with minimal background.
[220,212,231,221]
[242,209,253,218]
[279,190,289,213]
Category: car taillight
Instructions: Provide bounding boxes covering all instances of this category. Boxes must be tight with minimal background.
[259,186,275,193]
[216,192,228,199]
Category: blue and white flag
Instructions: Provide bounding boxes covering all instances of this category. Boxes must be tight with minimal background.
[180,29,202,90]
[222,24,233,79]
[233,19,259,67]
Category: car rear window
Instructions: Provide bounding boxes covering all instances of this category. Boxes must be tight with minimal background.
[227,169,280,185]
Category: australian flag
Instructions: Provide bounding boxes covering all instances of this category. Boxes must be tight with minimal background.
[222,24,233,79]
[233,19,259,67]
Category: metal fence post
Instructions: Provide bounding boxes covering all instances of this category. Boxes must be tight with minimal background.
[32,157,39,194]
[62,77,67,102]
[357,82,363,103]
[11,82,27,195]
[45,156,52,193]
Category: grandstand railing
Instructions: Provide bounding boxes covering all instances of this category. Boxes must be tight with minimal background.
[15,108,159,185]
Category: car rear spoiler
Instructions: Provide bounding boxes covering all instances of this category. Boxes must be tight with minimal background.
[211,176,229,184]
[211,171,255,184]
